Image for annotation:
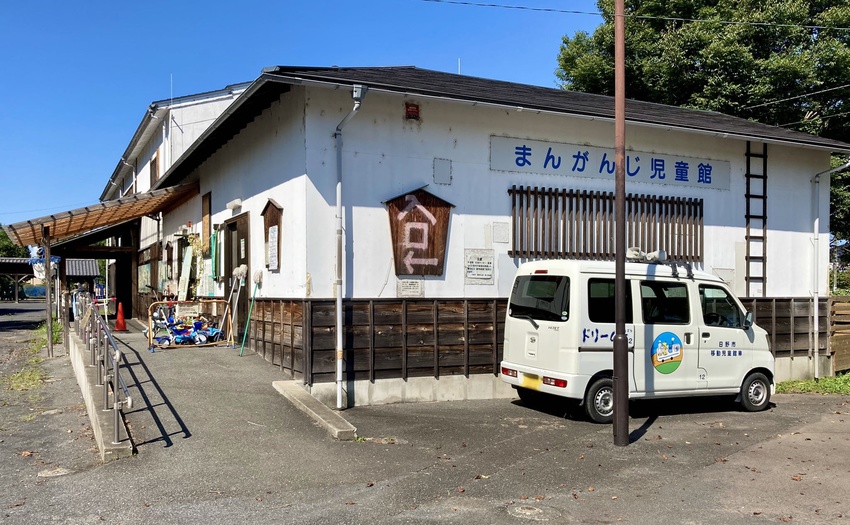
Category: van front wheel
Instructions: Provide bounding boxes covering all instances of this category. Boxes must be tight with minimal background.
[585,378,614,424]
[740,372,771,412]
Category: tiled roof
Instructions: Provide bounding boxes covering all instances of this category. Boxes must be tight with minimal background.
[66,259,100,277]
[157,65,850,189]
[0,257,29,264]
[266,66,850,152]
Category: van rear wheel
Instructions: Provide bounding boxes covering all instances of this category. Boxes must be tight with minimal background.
[585,377,614,424]
[741,372,771,412]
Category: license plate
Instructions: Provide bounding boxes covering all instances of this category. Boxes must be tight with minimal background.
[520,373,541,390]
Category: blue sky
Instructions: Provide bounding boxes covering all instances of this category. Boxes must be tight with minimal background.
[0,0,602,226]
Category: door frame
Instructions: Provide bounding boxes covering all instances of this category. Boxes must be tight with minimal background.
[223,212,250,340]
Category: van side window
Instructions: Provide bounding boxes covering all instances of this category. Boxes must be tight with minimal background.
[587,278,632,323]
[509,275,570,323]
[640,281,690,324]
[699,285,744,328]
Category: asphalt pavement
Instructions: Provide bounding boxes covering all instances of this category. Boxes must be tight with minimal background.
[2,303,850,524]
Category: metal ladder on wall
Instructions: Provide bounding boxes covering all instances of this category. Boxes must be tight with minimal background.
[745,142,768,297]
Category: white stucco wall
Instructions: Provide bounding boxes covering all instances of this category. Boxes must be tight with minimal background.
[155,82,833,301]
[299,86,832,300]
[168,96,241,167]
[135,93,245,250]
[182,88,310,299]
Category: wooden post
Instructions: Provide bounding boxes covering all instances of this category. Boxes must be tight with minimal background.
[43,225,53,358]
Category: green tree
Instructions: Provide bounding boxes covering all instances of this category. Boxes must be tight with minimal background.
[557,0,850,142]
[0,225,28,299]
[557,0,850,240]
[0,225,28,258]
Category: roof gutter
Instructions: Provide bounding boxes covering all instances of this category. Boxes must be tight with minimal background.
[811,158,850,380]
[151,75,284,191]
[153,70,848,196]
[262,74,850,155]
[100,105,162,201]
[102,82,251,201]
[333,84,367,410]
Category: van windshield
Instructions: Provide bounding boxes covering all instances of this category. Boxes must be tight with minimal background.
[509,275,570,323]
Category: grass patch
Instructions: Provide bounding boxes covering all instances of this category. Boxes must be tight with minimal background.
[31,318,62,348]
[2,319,56,392]
[5,366,46,391]
[776,373,850,394]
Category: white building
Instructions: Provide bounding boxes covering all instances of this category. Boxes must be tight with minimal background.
[144,66,850,398]
[101,82,250,251]
[8,66,850,403]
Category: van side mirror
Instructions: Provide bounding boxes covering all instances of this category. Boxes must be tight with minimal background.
[743,311,753,330]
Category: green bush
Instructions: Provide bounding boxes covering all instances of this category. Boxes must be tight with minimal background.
[776,373,850,394]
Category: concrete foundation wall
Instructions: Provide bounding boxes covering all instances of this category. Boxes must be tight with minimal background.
[67,328,134,462]
[774,354,833,383]
[308,375,517,408]
[304,353,831,408]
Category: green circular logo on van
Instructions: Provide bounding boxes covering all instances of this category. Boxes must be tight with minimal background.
[651,332,683,374]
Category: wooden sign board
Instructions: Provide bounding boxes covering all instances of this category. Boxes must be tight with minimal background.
[385,188,453,276]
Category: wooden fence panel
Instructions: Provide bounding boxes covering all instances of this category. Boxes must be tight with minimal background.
[831,297,850,373]
[157,292,850,384]
[245,299,305,380]
[300,298,505,385]
[740,297,828,359]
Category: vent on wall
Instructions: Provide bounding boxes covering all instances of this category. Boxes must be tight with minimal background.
[434,158,452,185]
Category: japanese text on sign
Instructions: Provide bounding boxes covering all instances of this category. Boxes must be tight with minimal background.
[581,325,635,349]
[465,249,494,285]
[490,136,731,190]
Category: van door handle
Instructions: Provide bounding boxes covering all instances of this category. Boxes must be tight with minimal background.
[685,332,692,345]
[701,332,710,339]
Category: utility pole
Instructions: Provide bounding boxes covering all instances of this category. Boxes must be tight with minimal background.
[612,0,630,446]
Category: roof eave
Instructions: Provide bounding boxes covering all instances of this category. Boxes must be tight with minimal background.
[152,67,850,192]
[100,81,253,202]
[153,74,295,190]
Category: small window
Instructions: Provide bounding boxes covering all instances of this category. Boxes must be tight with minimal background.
[587,278,632,323]
[699,285,744,328]
[640,281,690,324]
[149,153,160,188]
[509,275,570,323]
[202,192,211,258]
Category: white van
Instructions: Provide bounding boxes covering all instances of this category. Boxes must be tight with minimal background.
[499,256,775,423]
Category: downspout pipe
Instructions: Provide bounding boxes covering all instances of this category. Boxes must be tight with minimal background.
[812,158,850,380]
[333,85,367,410]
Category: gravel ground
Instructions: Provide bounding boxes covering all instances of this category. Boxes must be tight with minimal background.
[0,301,101,518]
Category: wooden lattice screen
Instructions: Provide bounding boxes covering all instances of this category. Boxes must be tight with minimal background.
[508,185,704,262]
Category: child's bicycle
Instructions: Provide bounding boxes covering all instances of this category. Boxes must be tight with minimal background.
[144,286,224,351]
[143,286,178,350]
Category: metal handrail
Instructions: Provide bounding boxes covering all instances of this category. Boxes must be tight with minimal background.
[74,293,133,445]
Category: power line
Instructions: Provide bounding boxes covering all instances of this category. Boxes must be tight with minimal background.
[779,110,850,128]
[745,83,850,110]
[0,201,97,217]
[420,0,599,16]
[421,0,850,31]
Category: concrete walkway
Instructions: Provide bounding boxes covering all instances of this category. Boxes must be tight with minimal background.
[3,308,850,524]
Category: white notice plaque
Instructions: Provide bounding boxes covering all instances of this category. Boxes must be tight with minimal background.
[268,225,279,271]
[465,249,494,285]
[397,279,424,297]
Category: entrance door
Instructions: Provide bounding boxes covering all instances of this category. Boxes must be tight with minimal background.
[224,214,250,342]
[697,284,753,389]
